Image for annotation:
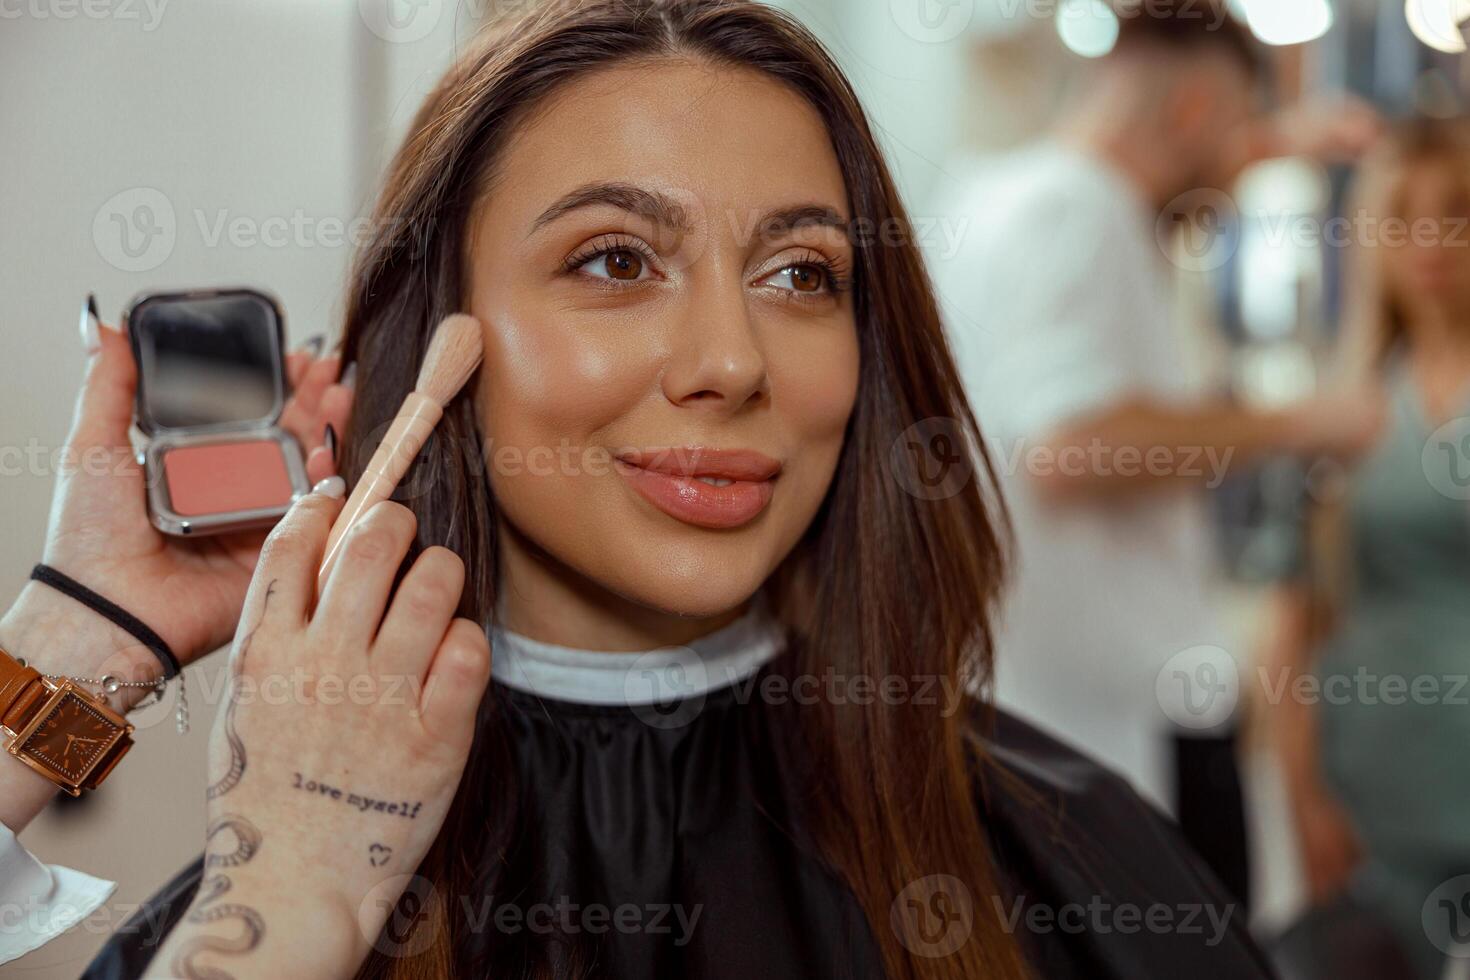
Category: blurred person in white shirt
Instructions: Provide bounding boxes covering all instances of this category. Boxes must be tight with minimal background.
[928,0,1382,813]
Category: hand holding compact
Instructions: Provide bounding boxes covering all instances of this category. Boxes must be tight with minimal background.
[0,303,353,699]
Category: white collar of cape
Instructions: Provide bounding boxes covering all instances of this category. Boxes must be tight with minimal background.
[488,596,785,706]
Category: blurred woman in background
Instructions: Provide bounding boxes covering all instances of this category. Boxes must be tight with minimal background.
[1267,118,1470,978]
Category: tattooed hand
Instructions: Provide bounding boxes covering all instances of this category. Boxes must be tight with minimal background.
[145,485,492,980]
[0,315,350,837]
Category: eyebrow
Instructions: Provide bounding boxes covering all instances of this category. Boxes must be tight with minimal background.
[529,181,849,241]
[531,182,691,234]
[757,205,848,238]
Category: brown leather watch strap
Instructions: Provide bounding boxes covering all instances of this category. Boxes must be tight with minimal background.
[0,647,48,733]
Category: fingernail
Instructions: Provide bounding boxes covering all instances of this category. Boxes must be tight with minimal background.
[79,293,100,354]
[339,361,357,389]
[297,334,326,358]
[313,476,346,499]
[324,423,338,461]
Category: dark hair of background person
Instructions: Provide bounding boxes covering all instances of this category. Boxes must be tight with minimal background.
[1110,0,1265,78]
[336,1,1028,977]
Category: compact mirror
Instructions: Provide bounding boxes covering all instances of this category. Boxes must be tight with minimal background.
[130,291,285,433]
[123,287,308,537]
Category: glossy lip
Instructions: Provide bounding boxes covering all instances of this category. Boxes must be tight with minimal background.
[614,447,782,530]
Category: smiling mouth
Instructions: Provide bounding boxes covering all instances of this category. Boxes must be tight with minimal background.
[614,447,782,530]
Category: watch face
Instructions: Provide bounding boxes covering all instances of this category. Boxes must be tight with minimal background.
[16,691,123,782]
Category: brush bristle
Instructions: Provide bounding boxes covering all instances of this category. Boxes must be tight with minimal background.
[414,314,485,406]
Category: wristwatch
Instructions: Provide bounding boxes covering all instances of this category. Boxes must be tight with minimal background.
[0,646,134,796]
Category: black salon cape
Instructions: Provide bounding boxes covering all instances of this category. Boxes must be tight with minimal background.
[82,674,1275,979]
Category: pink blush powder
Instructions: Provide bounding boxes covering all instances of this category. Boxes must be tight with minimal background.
[163,440,293,517]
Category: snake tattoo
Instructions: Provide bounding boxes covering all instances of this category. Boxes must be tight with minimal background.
[174,581,277,977]
[171,815,266,979]
[206,580,275,801]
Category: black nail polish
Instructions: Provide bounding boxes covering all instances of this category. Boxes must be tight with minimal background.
[299,334,326,357]
[79,293,101,352]
[324,423,338,461]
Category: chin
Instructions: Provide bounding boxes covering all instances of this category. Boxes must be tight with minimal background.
[596,528,782,620]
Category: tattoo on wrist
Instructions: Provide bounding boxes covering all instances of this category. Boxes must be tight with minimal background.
[208,581,275,801]
[291,771,425,819]
[368,842,393,867]
[173,814,265,980]
[179,585,277,978]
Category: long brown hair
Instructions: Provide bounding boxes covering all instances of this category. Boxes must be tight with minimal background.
[1300,119,1470,621]
[336,2,1026,977]
[1337,117,1470,379]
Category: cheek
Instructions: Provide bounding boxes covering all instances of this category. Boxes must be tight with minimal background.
[770,321,861,450]
[471,305,660,543]
[475,308,652,448]
[761,318,860,543]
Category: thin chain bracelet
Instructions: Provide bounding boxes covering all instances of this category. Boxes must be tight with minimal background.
[13,657,190,734]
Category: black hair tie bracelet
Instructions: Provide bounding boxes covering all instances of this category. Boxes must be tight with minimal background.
[27,564,189,733]
[30,564,183,679]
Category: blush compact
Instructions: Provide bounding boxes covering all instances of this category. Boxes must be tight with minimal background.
[125,287,310,536]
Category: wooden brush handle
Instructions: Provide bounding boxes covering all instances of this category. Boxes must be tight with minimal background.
[317,392,443,592]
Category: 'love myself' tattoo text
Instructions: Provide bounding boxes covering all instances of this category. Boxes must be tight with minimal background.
[290,772,425,819]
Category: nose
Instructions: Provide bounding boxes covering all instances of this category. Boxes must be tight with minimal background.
[660,281,768,414]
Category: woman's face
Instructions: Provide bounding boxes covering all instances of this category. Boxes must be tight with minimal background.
[1383,156,1470,308]
[465,58,860,629]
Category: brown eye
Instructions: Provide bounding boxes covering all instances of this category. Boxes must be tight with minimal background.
[764,262,828,295]
[604,249,643,280]
[787,264,825,293]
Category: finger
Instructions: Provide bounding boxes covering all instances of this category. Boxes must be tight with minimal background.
[311,500,418,649]
[69,313,137,455]
[318,383,354,447]
[286,350,311,389]
[293,354,342,423]
[305,445,336,485]
[279,356,342,454]
[418,618,491,748]
[250,479,347,624]
[374,547,464,679]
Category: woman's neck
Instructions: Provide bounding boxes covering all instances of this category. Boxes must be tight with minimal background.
[1399,306,1470,423]
[1401,303,1470,358]
[493,519,749,652]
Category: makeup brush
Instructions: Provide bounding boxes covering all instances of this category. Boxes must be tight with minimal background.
[317,313,483,590]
